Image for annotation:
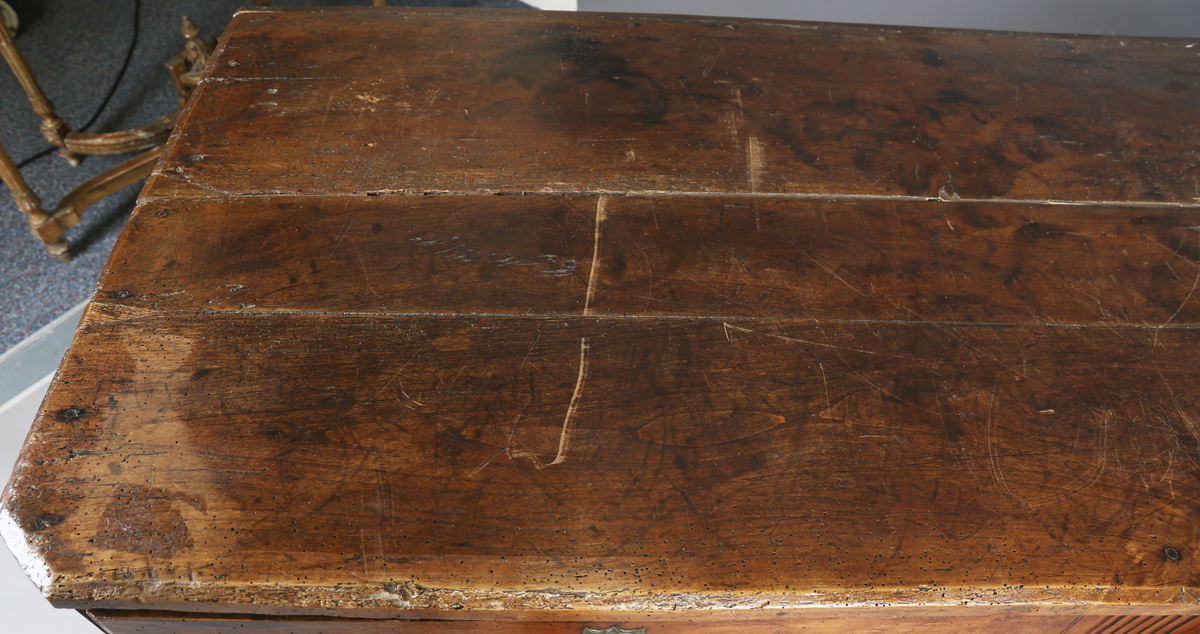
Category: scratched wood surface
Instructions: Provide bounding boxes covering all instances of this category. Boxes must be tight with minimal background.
[6,309,1200,613]
[5,5,1200,630]
[151,8,1200,202]
[104,195,1200,326]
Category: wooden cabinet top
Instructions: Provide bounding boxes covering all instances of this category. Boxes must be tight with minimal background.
[4,6,1200,622]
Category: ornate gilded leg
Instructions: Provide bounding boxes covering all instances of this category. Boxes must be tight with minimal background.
[166,16,214,104]
[0,2,17,35]
[181,16,213,71]
[2,12,178,160]
[0,140,70,261]
[52,147,161,231]
[0,140,162,263]
[0,11,211,261]
[62,109,178,155]
[0,19,79,166]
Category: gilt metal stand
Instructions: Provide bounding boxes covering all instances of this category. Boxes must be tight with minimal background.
[0,15,210,262]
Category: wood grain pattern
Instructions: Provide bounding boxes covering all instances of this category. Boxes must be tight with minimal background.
[1072,615,1200,634]
[153,8,1200,203]
[6,6,1200,631]
[5,309,1200,613]
[103,194,1200,326]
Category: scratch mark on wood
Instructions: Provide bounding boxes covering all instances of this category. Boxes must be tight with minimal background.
[748,136,765,193]
[730,245,758,279]
[800,249,870,297]
[818,361,831,416]
[1143,234,1200,269]
[408,236,578,277]
[721,322,881,355]
[549,337,590,467]
[728,87,745,147]
[984,380,1016,502]
[638,409,784,446]
[468,447,508,478]
[519,331,542,370]
[350,238,381,298]
[329,219,355,257]
[359,354,417,408]
[1154,235,1200,344]
[987,379,1111,509]
[584,196,608,315]
[678,78,698,108]
[1153,362,1200,472]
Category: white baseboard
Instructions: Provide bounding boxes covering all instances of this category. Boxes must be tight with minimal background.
[525,0,578,10]
[0,299,89,414]
[0,372,53,419]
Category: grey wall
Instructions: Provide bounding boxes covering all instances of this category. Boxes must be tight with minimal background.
[577,0,1200,37]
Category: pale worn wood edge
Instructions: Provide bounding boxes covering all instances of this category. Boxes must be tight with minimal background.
[75,607,1200,629]
[0,336,82,596]
[41,583,1200,618]
[0,489,54,594]
[77,300,162,328]
[137,172,230,202]
[78,296,1200,334]
[0,303,165,569]
[131,179,1200,208]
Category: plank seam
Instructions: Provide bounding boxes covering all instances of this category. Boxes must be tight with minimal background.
[78,302,1200,332]
[134,179,1200,209]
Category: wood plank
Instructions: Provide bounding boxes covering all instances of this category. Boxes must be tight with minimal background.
[108,195,597,316]
[5,310,1199,612]
[152,8,1200,202]
[103,195,1200,327]
[10,6,1200,628]
[589,197,1200,324]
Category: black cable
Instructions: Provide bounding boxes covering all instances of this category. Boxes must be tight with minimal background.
[13,0,142,169]
[14,145,54,168]
[77,0,140,133]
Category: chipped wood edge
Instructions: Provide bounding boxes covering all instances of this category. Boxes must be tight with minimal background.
[36,579,1200,617]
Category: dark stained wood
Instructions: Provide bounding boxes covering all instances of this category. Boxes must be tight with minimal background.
[105,194,1200,326]
[107,195,598,316]
[6,6,1200,633]
[153,8,1200,202]
[5,309,1200,613]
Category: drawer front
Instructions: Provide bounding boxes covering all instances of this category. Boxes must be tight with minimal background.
[85,611,1200,634]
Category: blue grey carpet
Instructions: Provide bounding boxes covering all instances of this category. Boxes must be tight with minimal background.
[0,0,531,355]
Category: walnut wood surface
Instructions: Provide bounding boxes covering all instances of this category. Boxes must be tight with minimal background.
[5,6,1200,629]
[105,194,1200,326]
[5,308,1200,613]
[154,8,1200,202]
